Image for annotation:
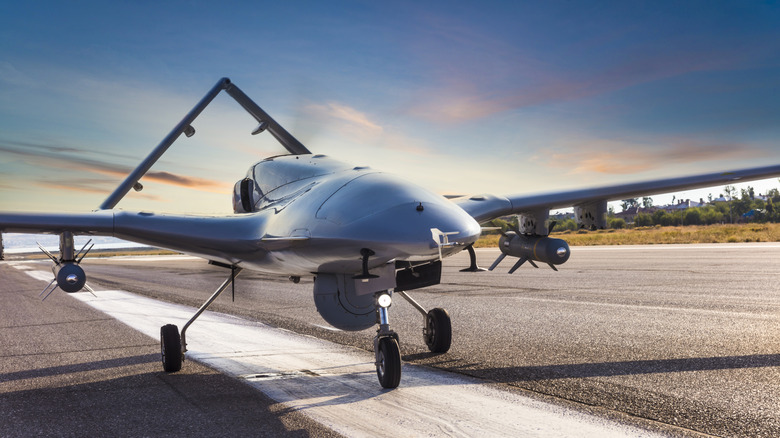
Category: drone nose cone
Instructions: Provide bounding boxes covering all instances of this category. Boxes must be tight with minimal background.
[316,173,481,260]
[351,200,480,259]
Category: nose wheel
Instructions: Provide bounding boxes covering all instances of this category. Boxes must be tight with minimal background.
[375,336,401,388]
[374,291,402,388]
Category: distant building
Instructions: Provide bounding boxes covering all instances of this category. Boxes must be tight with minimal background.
[615,206,657,222]
[550,212,575,221]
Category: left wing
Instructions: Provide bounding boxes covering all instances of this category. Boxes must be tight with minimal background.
[0,210,272,266]
[455,163,780,226]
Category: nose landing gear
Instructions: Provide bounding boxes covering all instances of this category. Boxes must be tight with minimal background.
[374,291,401,388]
[372,289,453,388]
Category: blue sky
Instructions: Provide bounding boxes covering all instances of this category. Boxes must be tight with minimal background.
[1,1,779,214]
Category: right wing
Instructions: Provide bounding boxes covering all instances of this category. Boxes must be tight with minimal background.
[455,164,780,224]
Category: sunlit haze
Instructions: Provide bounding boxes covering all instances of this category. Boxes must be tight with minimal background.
[1,1,779,215]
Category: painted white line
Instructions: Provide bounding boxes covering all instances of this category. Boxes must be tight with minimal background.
[19,269,664,437]
[12,264,53,282]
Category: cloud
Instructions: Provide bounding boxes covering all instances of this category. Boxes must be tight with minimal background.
[144,171,231,192]
[402,14,762,124]
[34,180,116,194]
[303,101,433,156]
[0,140,231,194]
[34,180,167,202]
[408,50,745,123]
[544,139,767,175]
[305,102,383,137]
[1,140,142,162]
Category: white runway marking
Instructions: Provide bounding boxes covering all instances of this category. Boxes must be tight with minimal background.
[18,268,665,437]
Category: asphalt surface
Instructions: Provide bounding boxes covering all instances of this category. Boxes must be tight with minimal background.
[3,243,780,437]
[0,262,342,438]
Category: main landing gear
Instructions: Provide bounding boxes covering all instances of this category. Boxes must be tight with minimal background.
[373,290,452,388]
[158,266,452,390]
[160,266,243,373]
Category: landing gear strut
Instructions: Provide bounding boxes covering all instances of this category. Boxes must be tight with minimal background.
[159,266,242,372]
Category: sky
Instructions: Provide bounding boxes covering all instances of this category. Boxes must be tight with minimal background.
[1,1,779,215]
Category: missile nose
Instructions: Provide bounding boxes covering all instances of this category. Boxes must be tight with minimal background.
[55,262,87,293]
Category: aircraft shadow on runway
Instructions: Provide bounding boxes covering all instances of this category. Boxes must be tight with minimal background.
[1,365,332,437]
[404,352,780,381]
[0,354,158,383]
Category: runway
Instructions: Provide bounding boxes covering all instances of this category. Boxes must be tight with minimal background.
[2,243,780,436]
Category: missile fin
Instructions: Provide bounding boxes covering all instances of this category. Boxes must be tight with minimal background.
[488,253,507,271]
[508,257,527,274]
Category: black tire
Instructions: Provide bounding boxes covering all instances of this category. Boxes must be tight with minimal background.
[424,308,452,353]
[160,324,182,372]
[376,337,401,389]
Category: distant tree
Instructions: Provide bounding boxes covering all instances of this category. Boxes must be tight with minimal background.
[553,218,578,232]
[670,210,684,226]
[683,208,702,226]
[767,188,780,203]
[641,197,653,208]
[634,213,653,227]
[724,185,736,200]
[489,218,508,233]
[731,197,752,218]
[767,199,778,223]
[724,185,737,223]
[608,218,626,229]
[620,198,638,212]
[508,216,519,231]
[702,208,724,225]
[652,210,668,226]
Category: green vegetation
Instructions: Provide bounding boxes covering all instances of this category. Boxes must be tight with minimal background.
[475,223,780,247]
[476,185,780,247]
[616,186,780,227]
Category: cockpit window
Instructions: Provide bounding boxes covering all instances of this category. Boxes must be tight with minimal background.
[251,154,353,207]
